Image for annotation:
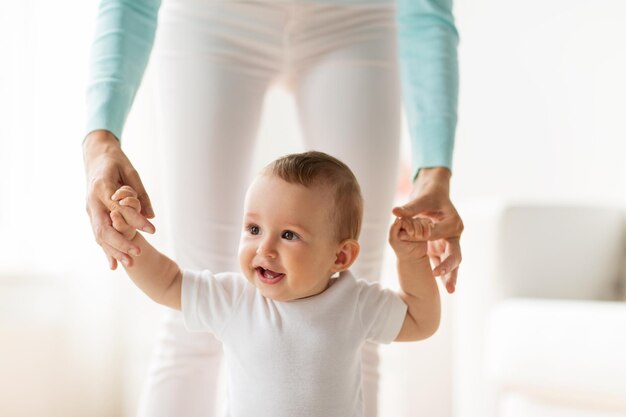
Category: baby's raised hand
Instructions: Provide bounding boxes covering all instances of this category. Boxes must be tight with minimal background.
[110,186,143,241]
[389,217,433,261]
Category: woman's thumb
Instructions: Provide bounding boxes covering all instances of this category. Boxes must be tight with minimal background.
[392,201,425,218]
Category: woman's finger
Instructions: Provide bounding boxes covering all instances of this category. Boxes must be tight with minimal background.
[91,204,141,257]
[107,253,117,270]
[428,216,464,241]
[101,240,134,268]
[392,193,436,219]
[125,167,155,219]
[429,254,442,279]
[431,238,461,277]
[443,269,458,294]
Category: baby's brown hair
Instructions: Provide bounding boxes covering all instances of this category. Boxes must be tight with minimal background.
[263,151,363,241]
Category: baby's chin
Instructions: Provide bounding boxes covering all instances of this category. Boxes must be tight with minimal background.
[256,283,331,302]
[254,284,296,302]
[242,269,332,301]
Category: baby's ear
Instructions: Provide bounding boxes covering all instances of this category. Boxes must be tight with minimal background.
[331,239,360,273]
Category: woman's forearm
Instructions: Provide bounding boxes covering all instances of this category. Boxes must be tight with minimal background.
[86,0,162,140]
[396,0,459,178]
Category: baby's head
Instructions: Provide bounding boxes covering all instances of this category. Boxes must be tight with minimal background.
[265,151,364,242]
[238,151,363,301]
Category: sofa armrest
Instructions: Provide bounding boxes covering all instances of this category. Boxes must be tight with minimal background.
[452,201,626,417]
[486,298,626,411]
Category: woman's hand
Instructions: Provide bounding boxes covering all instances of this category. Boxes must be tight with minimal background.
[392,167,463,293]
[83,130,155,269]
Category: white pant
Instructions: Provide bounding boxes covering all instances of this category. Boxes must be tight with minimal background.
[142,1,400,416]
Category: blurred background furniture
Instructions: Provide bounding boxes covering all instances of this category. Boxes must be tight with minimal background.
[453,202,626,417]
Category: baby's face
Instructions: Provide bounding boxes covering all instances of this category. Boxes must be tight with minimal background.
[238,174,342,301]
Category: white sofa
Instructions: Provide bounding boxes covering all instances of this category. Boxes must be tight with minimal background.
[452,201,626,417]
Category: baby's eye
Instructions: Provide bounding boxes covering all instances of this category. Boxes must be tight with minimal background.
[281,230,299,241]
[247,225,260,235]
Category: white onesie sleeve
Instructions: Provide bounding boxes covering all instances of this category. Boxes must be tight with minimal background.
[356,279,408,344]
[181,269,248,337]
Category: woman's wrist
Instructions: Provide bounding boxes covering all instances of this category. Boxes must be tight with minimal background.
[413,167,451,196]
[83,130,121,168]
[83,130,119,154]
[415,167,451,185]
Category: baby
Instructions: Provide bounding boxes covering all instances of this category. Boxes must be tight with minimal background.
[110,151,440,417]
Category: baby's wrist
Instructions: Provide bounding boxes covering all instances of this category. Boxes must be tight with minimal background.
[395,252,429,265]
[391,241,428,261]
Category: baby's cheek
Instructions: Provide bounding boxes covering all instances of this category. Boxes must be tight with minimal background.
[237,241,253,264]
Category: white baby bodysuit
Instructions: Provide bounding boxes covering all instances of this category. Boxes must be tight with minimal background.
[182,269,407,417]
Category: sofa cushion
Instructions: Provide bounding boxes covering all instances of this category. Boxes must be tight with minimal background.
[499,392,626,417]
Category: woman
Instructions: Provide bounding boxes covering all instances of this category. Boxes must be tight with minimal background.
[83,0,462,416]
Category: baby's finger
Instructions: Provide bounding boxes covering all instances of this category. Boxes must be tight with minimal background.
[112,206,145,233]
[400,218,432,241]
[108,200,155,234]
[388,218,403,242]
[414,218,433,239]
[401,218,415,239]
[111,206,146,240]
[111,185,138,201]
[119,196,141,212]
[111,210,135,238]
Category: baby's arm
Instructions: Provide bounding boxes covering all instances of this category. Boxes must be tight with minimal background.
[389,217,441,342]
[110,186,182,310]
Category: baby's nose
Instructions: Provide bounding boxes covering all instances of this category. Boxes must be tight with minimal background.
[256,238,278,258]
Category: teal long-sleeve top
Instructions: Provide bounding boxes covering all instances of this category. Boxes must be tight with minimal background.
[86,0,459,178]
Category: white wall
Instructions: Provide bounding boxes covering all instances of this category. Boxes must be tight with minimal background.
[453,0,626,206]
[0,1,126,416]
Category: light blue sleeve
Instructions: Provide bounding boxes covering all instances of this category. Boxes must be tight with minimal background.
[396,0,459,178]
[85,0,162,141]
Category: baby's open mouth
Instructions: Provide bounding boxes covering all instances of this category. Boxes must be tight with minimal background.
[255,267,285,284]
